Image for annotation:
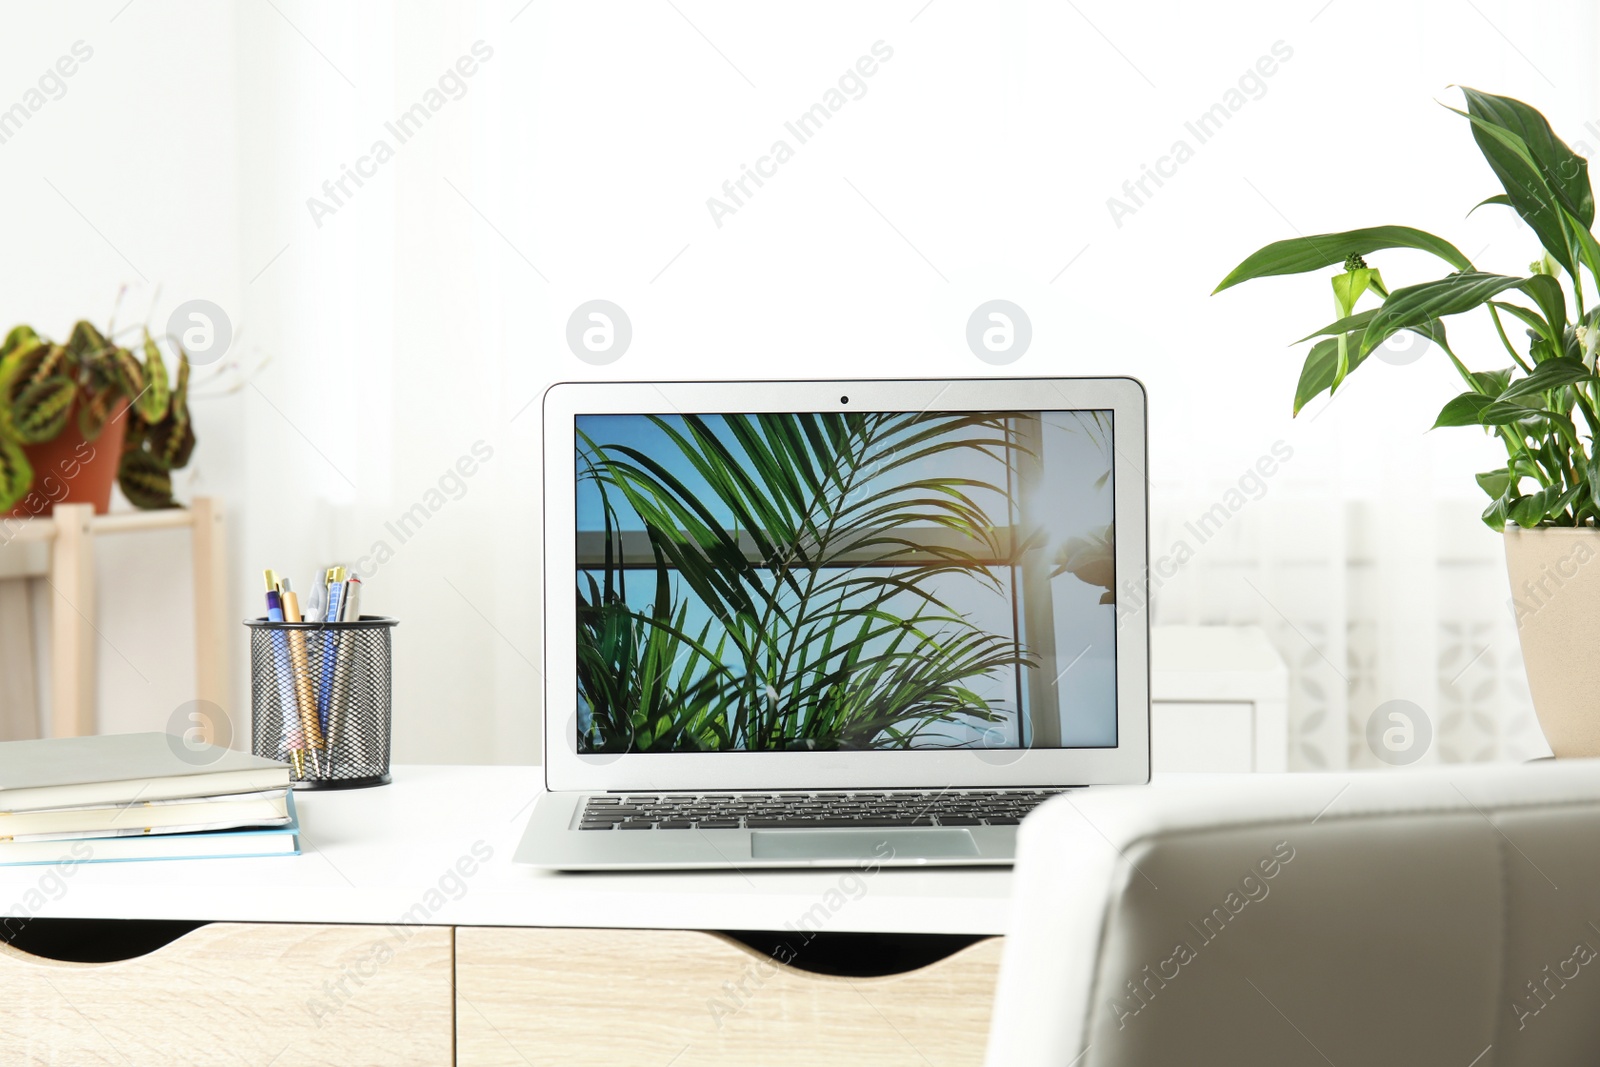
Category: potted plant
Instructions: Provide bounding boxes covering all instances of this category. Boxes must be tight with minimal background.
[0,319,194,517]
[1215,86,1600,757]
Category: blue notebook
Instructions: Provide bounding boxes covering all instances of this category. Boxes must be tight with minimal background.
[0,793,300,866]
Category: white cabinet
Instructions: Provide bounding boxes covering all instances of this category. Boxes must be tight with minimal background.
[1151,701,1257,772]
[1150,626,1288,773]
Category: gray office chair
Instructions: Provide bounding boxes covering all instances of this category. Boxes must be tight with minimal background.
[986,761,1600,1066]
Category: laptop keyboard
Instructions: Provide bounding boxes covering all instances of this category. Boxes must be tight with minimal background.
[578,789,1069,830]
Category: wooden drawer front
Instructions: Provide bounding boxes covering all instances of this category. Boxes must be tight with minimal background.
[0,922,453,1065]
[456,927,1003,1067]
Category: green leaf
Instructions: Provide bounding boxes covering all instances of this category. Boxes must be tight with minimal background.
[1294,337,1341,415]
[77,390,111,442]
[1499,356,1592,400]
[1554,483,1586,522]
[1434,392,1493,428]
[10,376,77,444]
[171,350,190,424]
[1510,454,1544,481]
[1510,485,1561,527]
[0,435,30,512]
[1477,402,1579,447]
[23,344,66,392]
[1482,493,1510,532]
[1,325,37,359]
[149,410,196,471]
[0,336,43,393]
[1360,273,1535,357]
[1468,193,1513,216]
[64,320,107,362]
[1471,367,1515,395]
[1477,399,1541,423]
[1296,309,1379,344]
[1331,268,1381,318]
[1476,468,1512,498]
[136,333,170,423]
[1448,92,1586,277]
[1213,226,1474,293]
[1295,318,1431,412]
[0,348,27,442]
[117,449,177,510]
[1490,300,1555,341]
[1571,224,1600,286]
[1460,87,1593,225]
[1519,273,1569,339]
[149,351,195,471]
[107,347,144,402]
[1308,311,1453,367]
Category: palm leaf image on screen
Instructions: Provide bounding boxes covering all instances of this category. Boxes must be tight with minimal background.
[576,411,1043,753]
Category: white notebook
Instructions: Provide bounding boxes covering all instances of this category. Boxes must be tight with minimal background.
[0,795,301,865]
[0,790,291,841]
[0,733,290,813]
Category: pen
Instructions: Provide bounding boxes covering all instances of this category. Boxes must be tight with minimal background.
[280,588,325,777]
[328,576,362,758]
[317,566,346,736]
[264,571,305,779]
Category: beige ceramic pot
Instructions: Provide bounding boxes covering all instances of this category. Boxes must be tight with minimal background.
[1505,527,1600,756]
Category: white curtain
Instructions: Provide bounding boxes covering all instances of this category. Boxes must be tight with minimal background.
[1151,489,1548,769]
[233,2,541,763]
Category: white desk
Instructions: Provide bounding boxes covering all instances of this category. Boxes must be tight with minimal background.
[0,764,1015,936]
[1,765,1014,1067]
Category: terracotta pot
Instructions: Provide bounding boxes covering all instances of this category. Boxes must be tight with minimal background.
[1505,527,1600,757]
[4,399,129,520]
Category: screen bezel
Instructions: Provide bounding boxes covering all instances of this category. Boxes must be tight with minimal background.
[543,378,1150,792]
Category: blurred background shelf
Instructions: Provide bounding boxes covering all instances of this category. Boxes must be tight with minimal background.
[0,497,227,740]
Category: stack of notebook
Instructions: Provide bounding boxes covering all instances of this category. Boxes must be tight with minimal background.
[0,733,299,865]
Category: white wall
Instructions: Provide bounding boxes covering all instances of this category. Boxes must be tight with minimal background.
[2,0,1593,766]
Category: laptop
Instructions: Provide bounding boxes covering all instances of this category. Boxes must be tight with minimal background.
[515,378,1149,869]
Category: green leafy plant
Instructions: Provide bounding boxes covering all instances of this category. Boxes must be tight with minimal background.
[576,483,745,753]
[577,412,1038,753]
[0,319,194,511]
[1216,87,1600,531]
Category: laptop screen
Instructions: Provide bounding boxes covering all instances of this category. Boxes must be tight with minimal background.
[575,410,1117,755]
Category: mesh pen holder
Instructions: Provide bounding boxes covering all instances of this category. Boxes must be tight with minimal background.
[246,616,397,789]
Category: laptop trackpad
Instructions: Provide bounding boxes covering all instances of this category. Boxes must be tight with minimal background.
[750,829,979,861]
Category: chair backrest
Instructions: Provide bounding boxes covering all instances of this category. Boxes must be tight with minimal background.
[985,761,1600,1067]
